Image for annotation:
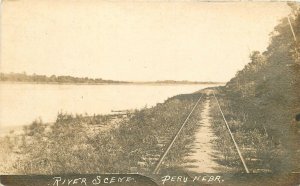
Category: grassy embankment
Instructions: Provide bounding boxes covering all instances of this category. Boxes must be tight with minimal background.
[0,92,205,174]
[209,91,280,173]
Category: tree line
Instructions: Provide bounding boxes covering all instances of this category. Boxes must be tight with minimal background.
[0,72,129,84]
[220,2,300,172]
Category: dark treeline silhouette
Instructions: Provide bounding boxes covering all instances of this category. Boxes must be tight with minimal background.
[214,2,300,172]
[0,72,129,84]
[153,80,222,84]
[0,72,221,85]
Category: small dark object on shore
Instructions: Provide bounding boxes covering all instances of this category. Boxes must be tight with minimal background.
[296,114,300,122]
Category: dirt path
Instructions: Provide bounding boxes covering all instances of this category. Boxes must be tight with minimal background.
[183,95,221,173]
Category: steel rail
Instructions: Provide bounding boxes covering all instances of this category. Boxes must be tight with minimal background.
[212,91,250,173]
[152,94,203,174]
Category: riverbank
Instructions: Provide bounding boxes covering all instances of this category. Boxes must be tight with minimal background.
[0,83,217,128]
[0,90,206,174]
[0,113,126,174]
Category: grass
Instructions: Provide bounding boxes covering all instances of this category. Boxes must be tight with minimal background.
[0,92,205,174]
[1,87,296,174]
[209,90,286,173]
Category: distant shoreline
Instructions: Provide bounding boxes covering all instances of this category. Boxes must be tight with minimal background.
[0,72,225,85]
[0,81,225,86]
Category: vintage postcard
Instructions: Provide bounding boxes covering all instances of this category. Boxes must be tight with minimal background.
[0,0,299,185]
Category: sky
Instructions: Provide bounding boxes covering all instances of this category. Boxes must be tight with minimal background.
[0,0,291,82]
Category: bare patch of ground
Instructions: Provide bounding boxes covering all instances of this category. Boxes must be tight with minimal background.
[183,95,224,173]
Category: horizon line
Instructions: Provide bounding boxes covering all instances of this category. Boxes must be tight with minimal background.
[0,71,226,83]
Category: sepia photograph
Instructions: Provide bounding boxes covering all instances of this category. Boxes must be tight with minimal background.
[0,0,299,185]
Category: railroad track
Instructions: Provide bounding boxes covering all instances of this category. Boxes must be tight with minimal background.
[150,90,250,174]
[152,93,204,174]
[212,91,249,173]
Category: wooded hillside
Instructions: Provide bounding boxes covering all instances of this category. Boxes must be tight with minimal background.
[220,3,300,172]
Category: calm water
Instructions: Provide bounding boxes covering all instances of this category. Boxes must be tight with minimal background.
[0,83,220,130]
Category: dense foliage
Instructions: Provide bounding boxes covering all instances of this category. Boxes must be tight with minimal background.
[213,3,300,173]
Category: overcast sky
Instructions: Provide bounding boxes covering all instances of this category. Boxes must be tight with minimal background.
[0,1,291,82]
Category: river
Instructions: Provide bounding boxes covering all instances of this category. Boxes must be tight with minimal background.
[0,83,221,131]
